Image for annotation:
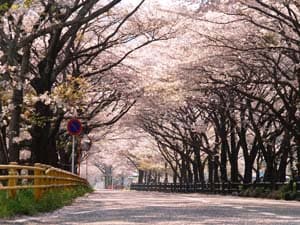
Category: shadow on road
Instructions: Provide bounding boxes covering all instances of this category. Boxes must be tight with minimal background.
[1,190,300,225]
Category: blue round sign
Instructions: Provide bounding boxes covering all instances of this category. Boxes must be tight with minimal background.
[67,119,82,135]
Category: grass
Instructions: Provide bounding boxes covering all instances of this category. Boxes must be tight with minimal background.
[239,183,300,201]
[0,185,93,218]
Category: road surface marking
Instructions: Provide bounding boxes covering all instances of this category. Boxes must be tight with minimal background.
[259,212,277,216]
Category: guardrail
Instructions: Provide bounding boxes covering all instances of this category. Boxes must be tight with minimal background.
[131,181,300,194]
[0,162,89,200]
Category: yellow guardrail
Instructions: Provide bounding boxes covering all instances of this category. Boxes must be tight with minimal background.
[0,162,89,200]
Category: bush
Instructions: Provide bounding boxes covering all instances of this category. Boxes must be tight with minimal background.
[266,190,282,200]
[0,186,93,218]
[254,187,267,198]
[241,187,268,198]
[284,191,297,200]
[239,183,299,201]
[238,187,253,197]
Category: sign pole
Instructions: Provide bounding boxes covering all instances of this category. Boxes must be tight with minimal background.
[86,154,88,180]
[67,118,82,174]
[78,136,82,176]
[72,135,75,173]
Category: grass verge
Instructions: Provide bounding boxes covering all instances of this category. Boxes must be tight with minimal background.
[239,184,300,201]
[0,185,93,218]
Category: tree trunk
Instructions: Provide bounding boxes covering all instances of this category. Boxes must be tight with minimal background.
[187,163,193,183]
[30,32,62,165]
[8,44,31,163]
[244,160,252,184]
[0,101,8,164]
[295,137,300,177]
[192,162,199,183]
[180,155,188,184]
[147,170,152,184]
[143,171,148,184]
[219,118,229,182]
[229,126,239,183]
[138,170,144,184]
[8,88,22,162]
[58,146,69,170]
[208,155,214,184]
[30,101,58,166]
[164,162,168,183]
[242,143,258,184]
[199,159,205,183]
[230,154,239,183]
[193,148,201,183]
[277,132,290,182]
[0,128,8,164]
[220,140,228,182]
[263,155,275,182]
[173,163,178,184]
[214,155,220,183]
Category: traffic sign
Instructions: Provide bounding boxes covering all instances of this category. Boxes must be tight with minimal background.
[67,118,82,136]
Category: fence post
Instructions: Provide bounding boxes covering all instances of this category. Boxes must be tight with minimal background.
[296,181,300,193]
[8,162,18,199]
[34,163,43,200]
[53,170,58,190]
[289,180,294,192]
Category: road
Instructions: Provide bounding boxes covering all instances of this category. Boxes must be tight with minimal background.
[1,190,300,225]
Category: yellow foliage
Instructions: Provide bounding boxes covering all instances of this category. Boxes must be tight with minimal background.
[52,76,89,106]
[263,33,279,46]
[24,0,33,8]
[138,159,164,171]
[11,4,20,10]
[0,89,12,104]
[75,32,85,43]
[10,0,32,10]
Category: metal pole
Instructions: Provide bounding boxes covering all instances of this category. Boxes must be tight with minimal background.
[86,154,88,180]
[78,136,81,176]
[72,135,75,173]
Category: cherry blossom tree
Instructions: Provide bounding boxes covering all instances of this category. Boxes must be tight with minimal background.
[0,0,175,167]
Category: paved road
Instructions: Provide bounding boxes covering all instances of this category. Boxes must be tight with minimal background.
[1,190,300,225]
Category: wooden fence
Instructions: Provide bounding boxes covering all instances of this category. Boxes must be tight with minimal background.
[131,181,300,194]
[0,162,89,200]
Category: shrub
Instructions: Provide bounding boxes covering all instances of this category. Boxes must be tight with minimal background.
[284,191,297,200]
[0,186,93,218]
